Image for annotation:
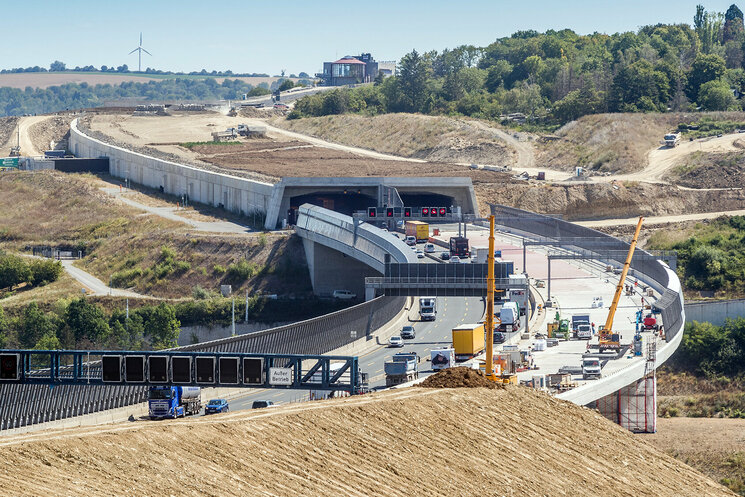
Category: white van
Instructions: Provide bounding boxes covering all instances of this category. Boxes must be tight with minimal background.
[405,236,416,246]
[499,302,520,331]
[423,243,435,253]
[332,290,356,300]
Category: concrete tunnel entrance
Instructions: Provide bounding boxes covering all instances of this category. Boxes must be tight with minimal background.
[287,191,455,225]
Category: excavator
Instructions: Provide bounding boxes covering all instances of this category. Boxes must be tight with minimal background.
[598,216,644,353]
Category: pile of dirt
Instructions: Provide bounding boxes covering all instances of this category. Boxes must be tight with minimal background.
[418,366,502,389]
[668,150,745,189]
[28,116,72,153]
[0,116,20,151]
[0,388,733,496]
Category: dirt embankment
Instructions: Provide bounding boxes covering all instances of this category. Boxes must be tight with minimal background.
[0,116,20,153]
[0,388,732,497]
[28,115,72,153]
[475,179,745,220]
[667,149,745,189]
[273,113,517,166]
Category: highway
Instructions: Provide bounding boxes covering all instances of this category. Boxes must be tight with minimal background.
[214,295,486,412]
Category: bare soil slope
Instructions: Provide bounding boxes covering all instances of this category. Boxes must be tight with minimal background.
[28,115,72,153]
[0,116,20,153]
[0,387,731,497]
[538,112,745,174]
[273,113,517,165]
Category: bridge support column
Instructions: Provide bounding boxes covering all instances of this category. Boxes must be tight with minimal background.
[301,238,381,298]
[591,375,657,433]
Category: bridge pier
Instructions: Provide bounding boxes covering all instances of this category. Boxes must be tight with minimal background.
[302,238,381,298]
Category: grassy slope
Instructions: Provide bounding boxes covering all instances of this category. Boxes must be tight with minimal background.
[0,172,311,301]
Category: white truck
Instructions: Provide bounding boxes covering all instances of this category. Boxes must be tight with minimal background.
[582,357,601,380]
[662,133,681,147]
[419,297,437,321]
[572,314,592,340]
[430,348,455,371]
[499,302,520,332]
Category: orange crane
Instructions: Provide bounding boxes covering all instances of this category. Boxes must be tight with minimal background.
[598,216,644,353]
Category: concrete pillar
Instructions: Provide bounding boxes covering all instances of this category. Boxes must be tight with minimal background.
[302,239,381,298]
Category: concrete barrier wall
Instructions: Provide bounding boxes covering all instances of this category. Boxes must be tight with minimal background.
[69,119,278,226]
[685,299,745,326]
[178,322,292,347]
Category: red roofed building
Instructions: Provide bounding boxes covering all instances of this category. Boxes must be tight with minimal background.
[317,53,393,86]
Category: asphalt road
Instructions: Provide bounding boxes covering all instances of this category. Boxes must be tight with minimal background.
[212,295,486,413]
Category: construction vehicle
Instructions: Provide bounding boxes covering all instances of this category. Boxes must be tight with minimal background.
[452,323,485,361]
[582,357,601,380]
[384,352,419,386]
[430,348,455,371]
[9,127,20,156]
[572,314,592,340]
[598,216,644,353]
[227,107,238,117]
[641,313,660,332]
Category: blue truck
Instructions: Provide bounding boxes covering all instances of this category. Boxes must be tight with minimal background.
[148,386,202,419]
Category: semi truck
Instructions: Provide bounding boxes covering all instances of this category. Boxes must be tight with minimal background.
[148,386,202,419]
[452,323,485,360]
[499,302,520,332]
[430,348,455,371]
[572,314,592,339]
[449,236,470,258]
[419,297,437,321]
[405,220,429,243]
[384,352,419,386]
[473,246,502,263]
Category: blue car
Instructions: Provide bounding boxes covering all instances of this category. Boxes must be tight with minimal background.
[204,399,229,414]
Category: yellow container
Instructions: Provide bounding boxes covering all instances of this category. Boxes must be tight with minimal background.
[452,323,486,357]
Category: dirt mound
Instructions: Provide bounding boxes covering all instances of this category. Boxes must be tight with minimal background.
[0,116,20,151]
[419,366,502,389]
[0,388,732,496]
[29,116,72,153]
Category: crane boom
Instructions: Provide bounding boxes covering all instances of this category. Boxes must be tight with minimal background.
[601,217,644,338]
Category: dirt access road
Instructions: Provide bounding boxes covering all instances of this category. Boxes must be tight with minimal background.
[0,115,54,156]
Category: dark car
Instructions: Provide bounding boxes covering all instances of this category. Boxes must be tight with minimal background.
[400,325,416,339]
[440,252,451,260]
[205,399,229,414]
[252,400,275,409]
[493,331,506,344]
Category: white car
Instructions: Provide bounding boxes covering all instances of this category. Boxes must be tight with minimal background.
[388,336,404,347]
[416,249,424,258]
[405,236,416,246]
[424,243,435,253]
[450,256,462,263]
[332,290,356,300]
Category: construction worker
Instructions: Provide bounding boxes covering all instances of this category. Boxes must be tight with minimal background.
[591,322,596,335]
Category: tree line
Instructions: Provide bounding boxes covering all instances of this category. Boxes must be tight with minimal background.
[0,78,274,116]
[0,253,62,292]
[673,318,745,377]
[291,4,745,124]
[1,60,273,78]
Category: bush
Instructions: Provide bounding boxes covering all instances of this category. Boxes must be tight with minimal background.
[226,260,259,281]
[212,264,226,275]
[0,253,31,289]
[111,267,143,288]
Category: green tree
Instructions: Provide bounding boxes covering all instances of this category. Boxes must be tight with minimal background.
[552,85,603,121]
[0,307,7,348]
[397,49,431,112]
[278,79,295,92]
[147,302,180,349]
[64,297,110,343]
[33,331,61,350]
[610,60,670,112]
[724,4,745,43]
[49,60,66,72]
[694,5,725,54]
[686,53,727,101]
[0,254,31,289]
[28,259,62,287]
[20,302,56,349]
[697,79,737,109]
[484,60,514,92]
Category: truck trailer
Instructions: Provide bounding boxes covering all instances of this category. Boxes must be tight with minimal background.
[452,323,485,360]
[405,221,429,243]
[449,236,470,258]
[148,386,202,419]
[430,348,455,371]
[419,297,437,321]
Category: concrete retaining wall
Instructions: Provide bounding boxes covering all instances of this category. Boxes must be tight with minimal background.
[685,299,745,326]
[69,119,277,225]
[178,322,291,347]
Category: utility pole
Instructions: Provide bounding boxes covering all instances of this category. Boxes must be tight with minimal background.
[231,298,236,336]
[245,290,249,322]
[485,215,496,382]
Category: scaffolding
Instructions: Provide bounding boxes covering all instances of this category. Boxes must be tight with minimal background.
[595,339,657,433]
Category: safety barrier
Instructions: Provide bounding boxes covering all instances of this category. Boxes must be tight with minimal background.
[0,296,404,431]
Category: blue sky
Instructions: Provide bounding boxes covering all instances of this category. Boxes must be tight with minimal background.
[0,1,739,75]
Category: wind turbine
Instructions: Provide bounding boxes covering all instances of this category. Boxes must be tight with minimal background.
[128,33,151,72]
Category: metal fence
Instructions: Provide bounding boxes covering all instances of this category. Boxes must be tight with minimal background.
[0,296,404,431]
[490,204,684,344]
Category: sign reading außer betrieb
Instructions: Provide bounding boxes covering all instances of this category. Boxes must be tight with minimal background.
[0,157,19,168]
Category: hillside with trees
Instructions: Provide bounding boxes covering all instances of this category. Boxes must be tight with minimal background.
[291,4,745,126]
